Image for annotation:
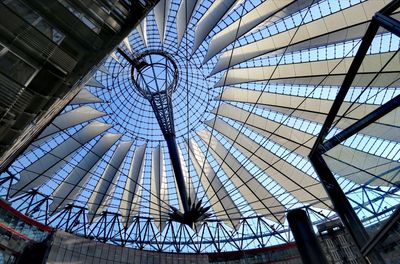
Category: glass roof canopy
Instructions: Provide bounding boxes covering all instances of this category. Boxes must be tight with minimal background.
[1,0,399,253]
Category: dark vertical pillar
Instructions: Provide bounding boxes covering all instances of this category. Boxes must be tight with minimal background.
[309,154,368,248]
[164,133,189,213]
[287,209,328,264]
[309,154,384,263]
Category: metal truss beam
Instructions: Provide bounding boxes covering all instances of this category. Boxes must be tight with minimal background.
[309,154,369,248]
[310,19,380,155]
[309,1,400,263]
[361,206,400,255]
[321,94,400,152]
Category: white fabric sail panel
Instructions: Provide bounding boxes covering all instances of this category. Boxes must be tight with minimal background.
[217,87,400,141]
[192,0,237,54]
[154,0,171,43]
[216,104,399,186]
[217,88,396,125]
[203,0,295,62]
[178,145,197,208]
[176,0,200,46]
[37,106,106,140]
[244,0,316,37]
[357,109,400,142]
[98,64,110,75]
[111,51,120,62]
[137,18,148,47]
[325,148,400,186]
[86,77,105,89]
[87,140,133,222]
[10,121,112,197]
[123,37,133,54]
[49,133,122,213]
[120,144,147,226]
[150,145,162,219]
[96,170,122,217]
[211,0,390,73]
[70,89,103,105]
[215,52,397,87]
[210,22,371,76]
[196,130,285,223]
[150,145,170,230]
[238,22,390,74]
[177,144,203,229]
[259,104,400,142]
[26,106,106,153]
[232,72,400,87]
[188,139,242,229]
[205,118,330,209]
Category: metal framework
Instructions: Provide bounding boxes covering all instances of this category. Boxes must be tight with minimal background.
[0,190,301,253]
[309,0,400,262]
[122,48,195,215]
[0,0,399,255]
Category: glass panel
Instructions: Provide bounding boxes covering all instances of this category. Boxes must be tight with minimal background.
[322,112,400,239]
[58,0,101,33]
[373,216,400,262]
[324,30,400,142]
[35,19,65,44]
[4,0,65,44]
[0,51,36,85]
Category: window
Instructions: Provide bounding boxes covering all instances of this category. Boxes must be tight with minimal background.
[3,0,65,44]
[0,49,37,85]
[58,0,101,33]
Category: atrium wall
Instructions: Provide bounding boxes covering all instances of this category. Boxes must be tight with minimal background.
[46,231,303,264]
[47,231,209,264]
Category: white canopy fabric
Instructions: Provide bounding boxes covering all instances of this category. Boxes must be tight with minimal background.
[154,0,172,44]
[176,0,200,46]
[192,0,237,54]
[137,18,148,47]
[87,140,133,222]
[214,103,399,186]
[70,89,103,105]
[188,138,242,229]
[7,0,399,248]
[211,0,392,74]
[215,52,398,87]
[86,77,105,89]
[196,130,285,223]
[50,133,122,213]
[217,87,400,142]
[149,145,170,230]
[10,121,112,197]
[119,144,147,226]
[204,118,331,210]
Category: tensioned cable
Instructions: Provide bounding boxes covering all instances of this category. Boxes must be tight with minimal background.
[194,0,247,203]
[185,0,191,204]
[326,51,400,137]
[11,121,173,214]
[196,0,382,208]
[199,33,382,214]
[198,0,330,205]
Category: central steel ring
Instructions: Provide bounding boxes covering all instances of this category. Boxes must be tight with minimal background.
[131,51,179,99]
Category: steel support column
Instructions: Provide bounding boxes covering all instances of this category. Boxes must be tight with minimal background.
[321,94,400,152]
[165,133,189,213]
[287,209,328,264]
[374,12,400,37]
[310,20,380,154]
[309,154,384,263]
[309,154,367,247]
